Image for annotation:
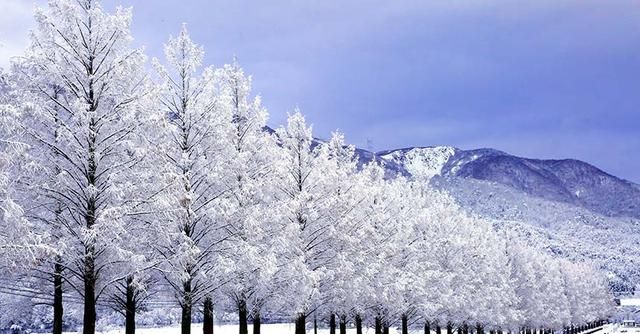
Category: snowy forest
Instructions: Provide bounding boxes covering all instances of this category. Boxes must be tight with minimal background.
[0,1,615,334]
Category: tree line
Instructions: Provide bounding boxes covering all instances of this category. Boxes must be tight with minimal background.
[0,1,614,334]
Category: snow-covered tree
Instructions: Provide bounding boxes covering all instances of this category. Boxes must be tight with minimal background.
[310,132,363,334]
[11,1,148,333]
[273,112,347,334]
[149,25,230,334]
[212,60,283,334]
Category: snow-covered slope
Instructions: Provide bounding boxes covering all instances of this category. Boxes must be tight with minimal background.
[378,146,456,179]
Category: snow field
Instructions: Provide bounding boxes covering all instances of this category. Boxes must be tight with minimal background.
[57,323,400,334]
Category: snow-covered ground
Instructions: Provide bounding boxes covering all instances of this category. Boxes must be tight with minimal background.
[57,323,400,334]
[601,324,640,334]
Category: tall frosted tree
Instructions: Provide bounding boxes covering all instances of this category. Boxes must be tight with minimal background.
[150,25,230,334]
[316,132,375,334]
[214,60,281,334]
[14,1,147,333]
[274,112,340,334]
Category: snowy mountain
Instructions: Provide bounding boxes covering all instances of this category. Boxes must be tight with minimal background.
[373,146,640,219]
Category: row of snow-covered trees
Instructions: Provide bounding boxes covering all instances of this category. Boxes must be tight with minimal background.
[0,1,614,334]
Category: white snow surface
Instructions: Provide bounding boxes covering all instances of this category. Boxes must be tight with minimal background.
[602,324,640,334]
[619,298,640,306]
[53,323,399,334]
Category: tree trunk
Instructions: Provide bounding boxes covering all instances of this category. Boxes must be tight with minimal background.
[314,316,318,334]
[82,244,96,334]
[295,313,306,334]
[475,325,483,334]
[253,311,261,334]
[375,317,383,334]
[447,322,453,334]
[383,322,390,334]
[425,322,430,334]
[182,280,193,334]
[355,314,363,334]
[330,314,336,334]
[402,314,409,334]
[125,276,136,334]
[203,296,214,334]
[239,299,248,334]
[437,325,442,334]
[340,316,347,334]
[53,260,64,334]
[83,88,99,334]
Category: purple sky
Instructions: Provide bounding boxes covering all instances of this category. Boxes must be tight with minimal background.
[2,0,640,182]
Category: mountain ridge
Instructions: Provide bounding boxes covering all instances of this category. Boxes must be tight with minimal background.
[349,145,640,219]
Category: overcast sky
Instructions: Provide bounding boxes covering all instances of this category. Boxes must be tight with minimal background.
[1,0,639,182]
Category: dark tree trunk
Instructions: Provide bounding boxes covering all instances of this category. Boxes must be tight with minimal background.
[437,325,442,334]
[125,277,136,334]
[181,280,192,334]
[375,317,383,334]
[295,313,306,334]
[82,244,96,334]
[447,322,453,334]
[330,314,336,334]
[339,316,346,334]
[402,314,408,334]
[425,322,431,334]
[355,314,363,334]
[476,324,483,334]
[53,260,64,334]
[239,299,248,334]
[464,324,469,334]
[203,296,214,334]
[253,311,261,334]
[52,93,65,334]
[83,92,99,334]
[383,322,390,334]
[314,316,318,334]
